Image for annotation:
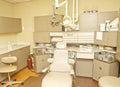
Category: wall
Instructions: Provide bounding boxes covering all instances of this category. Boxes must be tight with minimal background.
[0,0,18,45]
[79,0,120,13]
[13,0,54,52]
[0,0,120,52]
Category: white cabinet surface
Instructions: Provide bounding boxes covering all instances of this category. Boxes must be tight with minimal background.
[93,59,119,81]
[34,54,49,73]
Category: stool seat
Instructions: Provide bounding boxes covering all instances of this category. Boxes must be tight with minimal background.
[0,65,17,73]
[99,76,120,87]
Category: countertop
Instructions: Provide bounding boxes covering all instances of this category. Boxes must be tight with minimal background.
[65,47,116,60]
[0,43,30,55]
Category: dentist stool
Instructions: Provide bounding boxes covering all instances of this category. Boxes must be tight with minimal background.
[99,76,120,87]
[0,56,22,87]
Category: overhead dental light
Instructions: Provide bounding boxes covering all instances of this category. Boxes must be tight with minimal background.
[51,5,60,27]
[54,0,79,31]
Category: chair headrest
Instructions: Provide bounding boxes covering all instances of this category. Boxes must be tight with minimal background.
[56,42,66,49]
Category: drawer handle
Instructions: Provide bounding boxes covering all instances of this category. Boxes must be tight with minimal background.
[99,67,102,70]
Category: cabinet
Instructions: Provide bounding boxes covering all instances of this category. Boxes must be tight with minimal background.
[79,13,98,32]
[0,46,30,81]
[93,59,119,81]
[33,32,50,43]
[95,31,117,47]
[34,54,49,73]
[34,15,62,43]
[76,59,93,77]
[34,15,62,32]
[63,32,94,43]
[0,16,22,33]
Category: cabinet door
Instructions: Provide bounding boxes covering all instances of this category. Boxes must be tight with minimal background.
[34,54,49,73]
[34,55,44,73]
[0,17,22,33]
[76,59,93,77]
[79,13,98,32]
[95,31,117,47]
[34,15,62,32]
[33,32,50,43]
[11,46,30,71]
[93,59,103,80]
[43,55,49,68]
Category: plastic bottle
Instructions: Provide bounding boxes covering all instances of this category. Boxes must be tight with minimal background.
[105,20,110,31]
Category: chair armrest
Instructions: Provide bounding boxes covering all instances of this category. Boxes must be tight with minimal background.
[71,69,74,75]
[68,59,75,64]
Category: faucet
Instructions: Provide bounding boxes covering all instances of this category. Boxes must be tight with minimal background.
[8,42,12,51]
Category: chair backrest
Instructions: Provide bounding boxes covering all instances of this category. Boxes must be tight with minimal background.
[1,56,17,64]
[50,49,71,73]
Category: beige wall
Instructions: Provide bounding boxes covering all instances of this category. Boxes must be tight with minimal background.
[79,0,120,12]
[0,0,17,45]
[13,0,54,52]
[0,0,120,52]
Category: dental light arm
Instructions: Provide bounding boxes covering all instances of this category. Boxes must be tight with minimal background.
[55,0,68,17]
[55,0,66,8]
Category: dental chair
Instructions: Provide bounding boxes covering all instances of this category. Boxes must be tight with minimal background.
[42,42,75,87]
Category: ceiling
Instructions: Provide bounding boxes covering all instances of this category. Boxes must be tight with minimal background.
[4,0,32,3]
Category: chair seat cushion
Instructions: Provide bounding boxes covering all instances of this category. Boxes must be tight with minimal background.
[99,76,120,87]
[0,65,17,73]
[42,72,72,87]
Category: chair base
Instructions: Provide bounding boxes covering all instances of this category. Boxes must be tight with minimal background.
[1,81,23,87]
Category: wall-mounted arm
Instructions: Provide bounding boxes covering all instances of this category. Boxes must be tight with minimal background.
[55,0,68,17]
